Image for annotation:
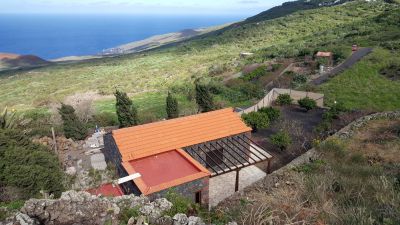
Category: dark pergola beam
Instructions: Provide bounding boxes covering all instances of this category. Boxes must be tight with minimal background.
[238,135,272,159]
[213,141,246,168]
[186,146,219,175]
[201,143,232,170]
[231,136,264,162]
[221,138,251,164]
[197,145,226,173]
[225,137,261,163]
[209,142,241,169]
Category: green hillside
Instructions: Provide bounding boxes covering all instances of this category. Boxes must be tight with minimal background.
[0,0,399,118]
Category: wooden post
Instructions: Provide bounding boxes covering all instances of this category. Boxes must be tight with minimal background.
[51,127,58,155]
[267,159,272,174]
[235,169,240,192]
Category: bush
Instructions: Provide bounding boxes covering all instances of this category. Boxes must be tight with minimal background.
[270,130,292,150]
[0,129,64,200]
[242,65,267,81]
[166,92,179,119]
[223,79,264,102]
[165,190,197,217]
[292,74,307,84]
[276,94,293,105]
[258,107,281,122]
[58,104,88,140]
[92,112,119,127]
[241,112,270,131]
[119,207,140,225]
[298,97,317,111]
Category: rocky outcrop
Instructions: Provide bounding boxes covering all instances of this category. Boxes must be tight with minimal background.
[14,191,157,225]
[1,191,218,225]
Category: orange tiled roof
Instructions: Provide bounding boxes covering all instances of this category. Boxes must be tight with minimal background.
[316,51,333,57]
[113,108,251,162]
[122,149,210,195]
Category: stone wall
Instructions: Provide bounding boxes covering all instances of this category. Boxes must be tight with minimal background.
[150,177,210,206]
[184,132,251,172]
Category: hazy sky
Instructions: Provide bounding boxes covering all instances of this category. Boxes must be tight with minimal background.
[0,0,288,15]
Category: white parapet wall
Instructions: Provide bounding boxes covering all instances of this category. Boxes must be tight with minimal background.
[238,88,324,115]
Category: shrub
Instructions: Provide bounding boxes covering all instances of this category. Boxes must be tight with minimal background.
[0,129,64,200]
[92,112,119,127]
[58,103,87,140]
[292,74,307,84]
[242,65,267,81]
[166,92,179,119]
[276,94,293,105]
[164,190,197,217]
[270,130,292,150]
[223,79,264,102]
[258,107,281,122]
[119,207,140,225]
[115,90,139,128]
[0,107,17,130]
[298,97,317,111]
[242,112,270,131]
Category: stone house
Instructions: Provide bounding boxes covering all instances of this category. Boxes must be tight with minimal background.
[103,108,272,207]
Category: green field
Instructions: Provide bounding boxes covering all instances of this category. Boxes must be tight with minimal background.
[320,49,400,111]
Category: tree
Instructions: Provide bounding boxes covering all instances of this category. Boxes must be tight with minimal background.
[276,94,293,105]
[270,130,292,151]
[166,92,179,119]
[115,90,138,128]
[58,103,87,140]
[258,107,281,122]
[241,112,270,131]
[195,81,215,113]
[298,97,317,112]
[0,129,64,200]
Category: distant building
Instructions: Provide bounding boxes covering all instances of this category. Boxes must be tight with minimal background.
[315,51,334,67]
[102,108,272,207]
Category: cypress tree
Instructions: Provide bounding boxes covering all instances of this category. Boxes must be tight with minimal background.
[195,81,215,113]
[166,92,179,119]
[115,90,138,128]
[58,103,87,140]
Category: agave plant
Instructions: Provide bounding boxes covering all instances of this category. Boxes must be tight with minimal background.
[0,106,17,129]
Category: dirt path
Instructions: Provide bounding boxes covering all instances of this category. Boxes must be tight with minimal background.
[312,48,373,85]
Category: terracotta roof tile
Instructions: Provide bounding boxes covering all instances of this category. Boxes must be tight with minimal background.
[316,51,333,57]
[113,108,251,161]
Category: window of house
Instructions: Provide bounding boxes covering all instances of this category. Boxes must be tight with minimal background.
[206,148,224,168]
[195,191,202,204]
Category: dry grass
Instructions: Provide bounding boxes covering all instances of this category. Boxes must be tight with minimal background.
[215,118,400,225]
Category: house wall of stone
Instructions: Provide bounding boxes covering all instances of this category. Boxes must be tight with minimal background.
[183,132,251,172]
[148,177,210,206]
[102,133,139,195]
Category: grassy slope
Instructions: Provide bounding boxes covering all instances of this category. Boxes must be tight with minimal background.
[0,1,394,113]
[320,48,400,111]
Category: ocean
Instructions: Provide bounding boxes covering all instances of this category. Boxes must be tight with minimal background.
[0,14,247,60]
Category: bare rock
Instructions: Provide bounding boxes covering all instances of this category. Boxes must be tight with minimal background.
[139,198,172,223]
[21,191,119,225]
[188,216,205,225]
[173,214,188,225]
[156,216,173,225]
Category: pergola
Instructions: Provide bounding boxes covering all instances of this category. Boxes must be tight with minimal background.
[184,135,272,192]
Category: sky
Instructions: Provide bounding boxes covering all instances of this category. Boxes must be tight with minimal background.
[0,0,288,15]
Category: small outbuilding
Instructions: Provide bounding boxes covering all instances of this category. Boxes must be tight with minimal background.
[103,108,272,207]
[315,51,333,67]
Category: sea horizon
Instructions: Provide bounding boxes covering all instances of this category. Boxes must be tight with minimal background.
[0,13,249,60]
